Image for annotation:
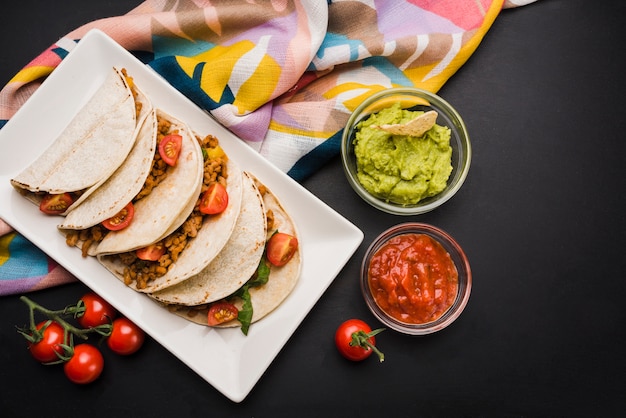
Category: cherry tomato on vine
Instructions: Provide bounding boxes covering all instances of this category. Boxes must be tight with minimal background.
[63,344,104,384]
[266,232,298,267]
[28,321,66,363]
[106,317,145,355]
[77,293,117,328]
[334,319,385,362]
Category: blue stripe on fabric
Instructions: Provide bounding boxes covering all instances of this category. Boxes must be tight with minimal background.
[0,234,49,280]
[362,56,413,86]
[131,50,155,64]
[287,130,343,182]
[51,47,70,60]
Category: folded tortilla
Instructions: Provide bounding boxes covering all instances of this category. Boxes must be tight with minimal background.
[120,157,243,293]
[149,171,266,304]
[219,175,302,326]
[58,108,157,233]
[163,173,302,328]
[10,67,149,212]
[95,110,203,256]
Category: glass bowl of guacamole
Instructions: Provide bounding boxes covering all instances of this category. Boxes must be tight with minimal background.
[341,87,471,215]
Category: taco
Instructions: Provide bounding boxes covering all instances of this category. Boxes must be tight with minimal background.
[10,67,151,214]
[150,171,266,304]
[58,108,158,256]
[96,119,243,293]
[93,110,203,256]
[159,173,301,335]
[130,159,243,293]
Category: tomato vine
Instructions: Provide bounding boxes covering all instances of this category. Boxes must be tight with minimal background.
[16,294,145,384]
[17,296,113,363]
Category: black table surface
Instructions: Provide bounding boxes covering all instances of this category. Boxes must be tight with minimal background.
[2,1,625,416]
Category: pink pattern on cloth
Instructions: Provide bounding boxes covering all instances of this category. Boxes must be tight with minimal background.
[405,0,493,31]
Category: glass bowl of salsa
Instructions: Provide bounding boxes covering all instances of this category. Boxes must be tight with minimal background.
[361,223,471,335]
[341,87,471,215]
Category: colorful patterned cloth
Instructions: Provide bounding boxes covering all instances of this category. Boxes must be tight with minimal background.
[0,0,538,296]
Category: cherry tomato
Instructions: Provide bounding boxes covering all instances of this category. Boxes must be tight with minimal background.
[158,134,182,166]
[334,319,385,362]
[199,183,229,215]
[102,202,134,231]
[136,241,165,261]
[106,317,145,355]
[77,293,117,328]
[63,344,104,384]
[207,301,239,326]
[39,193,74,215]
[28,321,66,363]
[266,232,298,267]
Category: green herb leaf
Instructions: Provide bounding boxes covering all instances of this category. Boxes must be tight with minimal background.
[248,257,270,288]
[233,254,272,335]
[236,286,253,336]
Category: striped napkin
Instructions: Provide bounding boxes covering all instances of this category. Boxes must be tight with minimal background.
[0,0,538,296]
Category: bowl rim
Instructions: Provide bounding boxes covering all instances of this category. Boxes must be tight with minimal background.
[360,222,472,335]
[341,87,471,215]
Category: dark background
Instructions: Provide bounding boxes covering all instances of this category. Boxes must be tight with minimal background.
[1,1,625,416]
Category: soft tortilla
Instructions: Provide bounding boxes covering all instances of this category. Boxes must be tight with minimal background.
[150,171,267,305]
[95,110,203,256]
[63,73,153,215]
[128,158,243,293]
[58,108,157,233]
[168,173,302,328]
[10,67,142,209]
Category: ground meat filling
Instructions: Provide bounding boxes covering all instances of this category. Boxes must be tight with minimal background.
[135,117,173,200]
[121,134,228,290]
[64,115,173,255]
[65,224,106,258]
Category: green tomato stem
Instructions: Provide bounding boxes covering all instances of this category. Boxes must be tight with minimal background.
[350,328,385,362]
[19,296,113,343]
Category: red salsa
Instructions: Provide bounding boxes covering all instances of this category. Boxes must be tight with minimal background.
[368,233,458,324]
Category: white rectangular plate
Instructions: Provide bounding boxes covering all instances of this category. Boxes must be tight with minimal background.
[0,30,363,402]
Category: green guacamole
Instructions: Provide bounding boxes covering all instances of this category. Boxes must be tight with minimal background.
[353,103,452,206]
